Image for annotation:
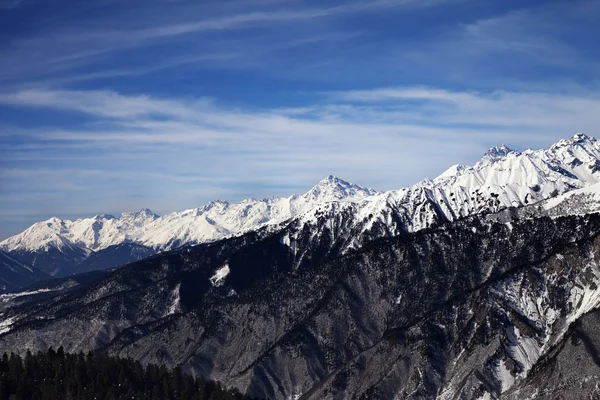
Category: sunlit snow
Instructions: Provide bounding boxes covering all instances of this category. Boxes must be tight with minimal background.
[210,264,230,287]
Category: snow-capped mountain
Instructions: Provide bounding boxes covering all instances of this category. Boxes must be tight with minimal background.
[135,175,378,250]
[3,185,600,399]
[0,176,377,276]
[1,175,376,254]
[3,133,600,277]
[0,209,160,254]
[6,134,600,398]
[386,132,600,231]
[274,133,600,258]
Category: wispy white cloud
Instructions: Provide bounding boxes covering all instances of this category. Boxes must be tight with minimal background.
[39,53,243,86]
[459,9,579,64]
[2,86,598,181]
[35,31,364,87]
[1,0,598,239]
[129,0,452,40]
[5,86,599,142]
[2,0,591,93]
[0,89,211,119]
[328,86,600,132]
[359,3,598,91]
[0,0,453,84]
[0,84,597,238]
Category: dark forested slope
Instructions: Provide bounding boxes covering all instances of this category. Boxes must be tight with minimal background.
[0,348,260,400]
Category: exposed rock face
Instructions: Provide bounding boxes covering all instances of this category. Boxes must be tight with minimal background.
[5,134,600,398]
[505,308,600,400]
[2,209,600,399]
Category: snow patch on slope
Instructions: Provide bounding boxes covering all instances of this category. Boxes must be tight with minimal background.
[167,283,181,315]
[210,264,230,287]
[0,316,15,335]
[0,288,56,302]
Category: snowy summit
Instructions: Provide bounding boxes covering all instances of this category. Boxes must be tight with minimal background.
[3,133,600,275]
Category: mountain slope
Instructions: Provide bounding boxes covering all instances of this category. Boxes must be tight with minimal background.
[106,214,600,400]
[0,251,49,293]
[6,240,90,277]
[4,135,600,398]
[373,132,600,233]
[76,243,156,274]
[3,202,600,399]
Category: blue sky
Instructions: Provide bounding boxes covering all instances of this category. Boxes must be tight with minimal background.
[1,0,600,239]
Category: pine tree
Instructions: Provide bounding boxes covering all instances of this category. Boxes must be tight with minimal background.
[0,348,263,400]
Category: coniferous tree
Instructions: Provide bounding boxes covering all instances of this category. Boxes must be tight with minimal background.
[0,348,262,400]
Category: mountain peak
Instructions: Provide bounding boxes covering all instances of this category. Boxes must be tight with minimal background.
[96,213,116,220]
[135,208,158,217]
[317,175,345,186]
[484,144,514,160]
[121,208,159,224]
[305,175,378,202]
[44,216,63,224]
[572,132,593,142]
[122,208,157,216]
[435,164,467,180]
[551,133,597,150]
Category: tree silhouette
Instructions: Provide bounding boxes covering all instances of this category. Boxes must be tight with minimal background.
[0,348,262,400]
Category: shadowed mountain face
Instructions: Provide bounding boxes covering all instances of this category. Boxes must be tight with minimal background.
[6,242,156,278]
[7,243,89,277]
[76,243,156,274]
[2,209,600,399]
[504,308,600,400]
[0,251,49,293]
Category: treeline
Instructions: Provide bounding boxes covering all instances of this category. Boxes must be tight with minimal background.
[0,347,261,400]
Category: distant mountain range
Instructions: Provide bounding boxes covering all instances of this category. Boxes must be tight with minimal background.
[4,134,600,398]
[2,133,600,280]
[0,175,377,278]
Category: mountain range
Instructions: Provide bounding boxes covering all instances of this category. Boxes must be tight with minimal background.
[2,133,600,279]
[3,134,600,398]
[0,175,378,278]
